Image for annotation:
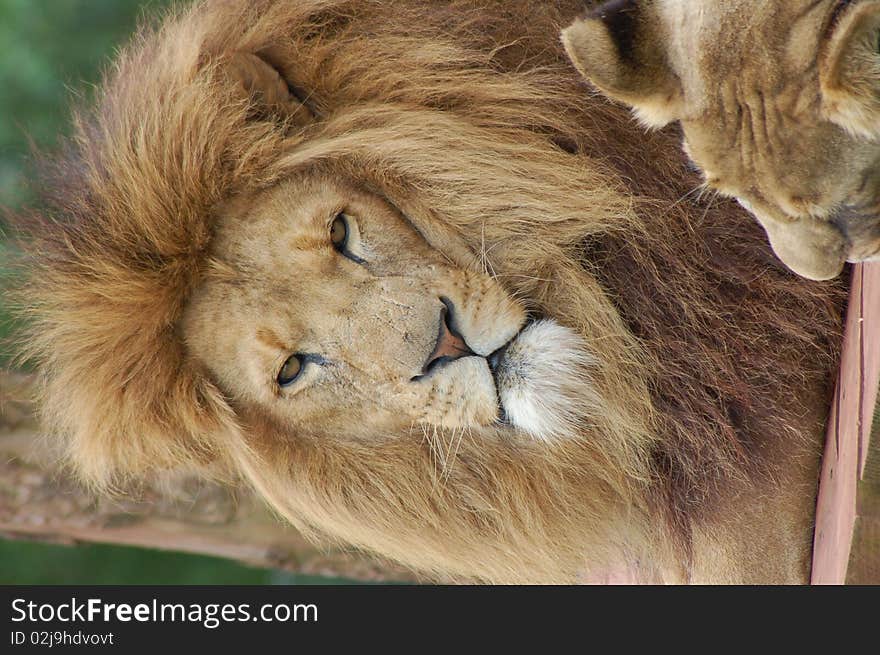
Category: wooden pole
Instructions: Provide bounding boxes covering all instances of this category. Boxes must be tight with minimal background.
[811,262,880,584]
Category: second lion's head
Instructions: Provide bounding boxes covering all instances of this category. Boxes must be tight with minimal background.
[565,0,880,281]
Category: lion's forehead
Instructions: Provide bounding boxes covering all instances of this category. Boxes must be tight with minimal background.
[667,0,834,117]
[215,179,339,256]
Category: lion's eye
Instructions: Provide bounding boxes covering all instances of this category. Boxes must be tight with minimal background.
[277,354,304,387]
[330,213,349,249]
[329,213,366,264]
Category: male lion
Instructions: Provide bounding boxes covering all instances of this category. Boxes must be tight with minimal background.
[8,0,846,583]
[564,0,880,281]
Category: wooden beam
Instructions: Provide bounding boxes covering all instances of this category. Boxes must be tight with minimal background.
[811,262,880,584]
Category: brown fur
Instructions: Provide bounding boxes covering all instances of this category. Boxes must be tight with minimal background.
[564,0,880,280]
[7,0,846,583]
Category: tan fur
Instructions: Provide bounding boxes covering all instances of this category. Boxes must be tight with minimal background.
[565,0,880,281]
[7,0,846,583]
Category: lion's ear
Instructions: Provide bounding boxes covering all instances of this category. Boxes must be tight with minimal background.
[821,1,880,139]
[561,0,682,128]
[224,52,314,125]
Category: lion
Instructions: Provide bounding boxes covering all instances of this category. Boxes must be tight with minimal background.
[6,0,846,583]
[563,0,880,281]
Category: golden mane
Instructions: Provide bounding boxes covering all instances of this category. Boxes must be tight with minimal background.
[8,0,847,582]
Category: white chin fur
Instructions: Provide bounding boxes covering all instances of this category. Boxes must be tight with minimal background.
[496,319,594,442]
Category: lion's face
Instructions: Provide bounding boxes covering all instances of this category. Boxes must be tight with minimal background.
[183,172,585,441]
[677,93,880,282]
[564,0,880,280]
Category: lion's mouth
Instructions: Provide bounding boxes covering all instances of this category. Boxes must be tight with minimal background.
[487,340,513,425]
[409,300,574,435]
[486,319,535,426]
[846,238,880,262]
[830,204,880,264]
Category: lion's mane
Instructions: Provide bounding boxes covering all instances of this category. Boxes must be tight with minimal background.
[8,0,846,582]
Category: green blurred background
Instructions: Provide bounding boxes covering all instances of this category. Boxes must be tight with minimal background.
[0,0,351,585]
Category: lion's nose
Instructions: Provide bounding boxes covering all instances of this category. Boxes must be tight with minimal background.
[418,297,474,376]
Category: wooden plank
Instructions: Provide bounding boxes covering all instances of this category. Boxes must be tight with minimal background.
[811,262,880,584]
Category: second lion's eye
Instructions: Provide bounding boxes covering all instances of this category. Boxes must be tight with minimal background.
[330,213,349,249]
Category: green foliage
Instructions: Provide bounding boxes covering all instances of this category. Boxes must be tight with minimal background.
[0,0,171,209]
[0,0,174,364]
[0,0,173,362]
[0,540,360,585]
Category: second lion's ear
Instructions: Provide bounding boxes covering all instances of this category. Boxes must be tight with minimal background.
[820,1,880,139]
[224,52,314,127]
[561,0,682,128]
